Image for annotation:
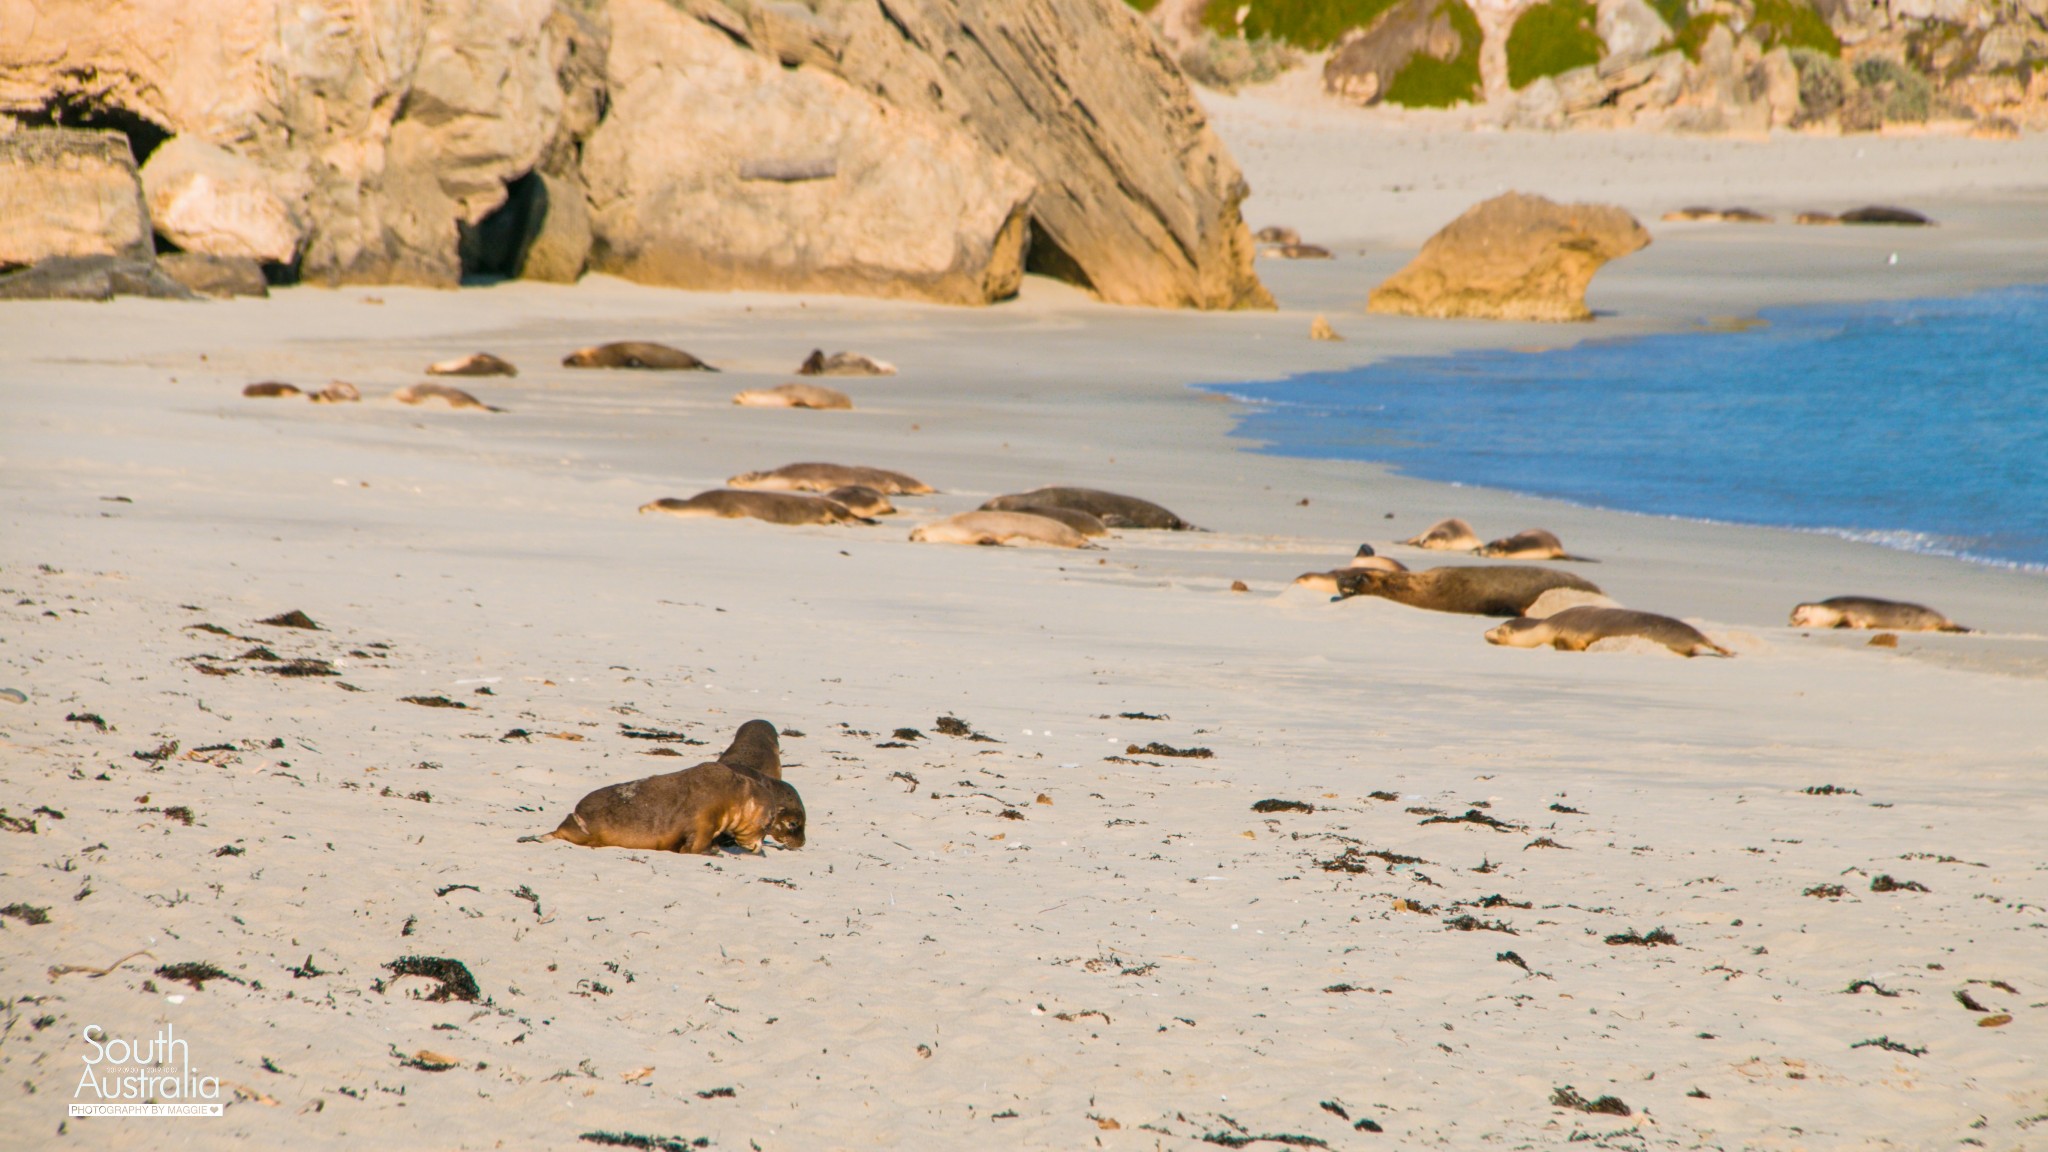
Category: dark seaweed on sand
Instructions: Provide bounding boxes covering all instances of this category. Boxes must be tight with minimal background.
[1419,808,1523,832]
[66,711,110,731]
[1443,915,1517,934]
[1198,1126,1330,1148]
[1550,1086,1631,1115]
[1870,875,1930,893]
[1251,799,1314,814]
[1118,711,1168,720]
[1,903,51,926]
[1604,928,1679,947]
[578,1133,709,1151]
[258,610,321,630]
[1803,883,1847,898]
[402,695,468,709]
[1851,1036,1926,1057]
[1316,846,1427,873]
[933,715,973,736]
[1802,784,1860,795]
[1128,742,1212,758]
[381,956,482,1002]
[1497,950,1529,971]
[156,961,244,990]
[619,725,706,744]
[263,658,338,677]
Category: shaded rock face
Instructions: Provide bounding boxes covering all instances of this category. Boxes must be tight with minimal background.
[1,0,1267,308]
[583,0,1033,304]
[0,130,154,269]
[1368,192,1650,322]
[1325,0,1479,105]
[0,255,196,301]
[158,253,270,298]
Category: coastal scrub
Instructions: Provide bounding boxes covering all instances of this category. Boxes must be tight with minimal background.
[1506,0,1606,89]
[1383,0,1484,107]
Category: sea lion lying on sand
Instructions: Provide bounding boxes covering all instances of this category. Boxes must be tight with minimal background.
[1334,565,1603,617]
[1254,226,1300,245]
[981,487,1193,530]
[523,760,805,853]
[732,382,853,409]
[1789,596,1969,633]
[798,349,896,376]
[1475,529,1595,562]
[981,504,1107,537]
[728,462,934,495]
[393,383,498,411]
[244,381,301,398]
[309,381,361,404]
[823,486,895,517]
[1487,606,1732,657]
[427,353,516,377]
[910,511,1092,548]
[1403,518,1481,551]
[563,342,717,370]
[639,490,871,526]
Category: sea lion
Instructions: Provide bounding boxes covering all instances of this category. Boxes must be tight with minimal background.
[822,485,896,517]
[985,504,1108,537]
[523,760,805,853]
[1839,206,1933,226]
[1794,211,1839,226]
[1662,207,1719,222]
[244,382,302,398]
[427,353,517,377]
[717,719,783,780]
[909,510,1092,549]
[727,462,934,496]
[980,487,1193,530]
[1403,518,1482,551]
[732,383,853,410]
[563,342,717,371]
[1486,606,1732,657]
[1788,596,1969,633]
[1475,529,1594,562]
[393,382,498,411]
[1523,587,1622,618]
[797,349,896,377]
[309,380,361,404]
[639,490,870,526]
[1334,565,1604,617]
[1254,226,1300,245]
[1268,243,1332,259]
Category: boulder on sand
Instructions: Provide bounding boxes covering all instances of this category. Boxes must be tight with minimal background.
[1367,192,1650,322]
[140,137,302,263]
[0,129,154,269]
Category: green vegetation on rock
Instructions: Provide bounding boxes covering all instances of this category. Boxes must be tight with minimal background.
[1672,12,1724,61]
[1749,0,1839,57]
[1852,55,1932,121]
[1506,0,1605,89]
[1383,0,1484,107]
[1200,0,1403,51]
[1124,0,1163,12]
[1788,47,1848,123]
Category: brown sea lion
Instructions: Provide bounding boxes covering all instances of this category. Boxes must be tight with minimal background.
[988,505,1108,537]
[797,350,896,377]
[1403,518,1482,551]
[727,463,934,496]
[1661,207,1720,222]
[563,342,717,371]
[1487,606,1732,657]
[522,760,805,853]
[1254,226,1301,245]
[822,485,896,517]
[1269,243,1332,259]
[1839,206,1933,226]
[1475,529,1595,562]
[1334,565,1604,617]
[732,383,853,409]
[428,353,517,377]
[1794,211,1839,226]
[909,511,1092,548]
[639,490,870,526]
[309,380,361,404]
[980,487,1193,530]
[243,381,302,398]
[1789,596,1969,633]
[393,382,499,411]
[717,719,783,780]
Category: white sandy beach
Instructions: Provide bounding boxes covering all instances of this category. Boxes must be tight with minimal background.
[3,106,2046,1151]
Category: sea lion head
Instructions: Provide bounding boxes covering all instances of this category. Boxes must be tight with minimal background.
[1787,603,1839,628]
[766,783,807,849]
[1484,618,1547,647]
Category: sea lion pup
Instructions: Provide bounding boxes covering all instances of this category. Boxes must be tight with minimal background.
[988,504,1108,537]
[639,490,871,526]
[727,462,935,496]
[1789,596,1970,633]
[243,381,301,398]
[732,382,853,410]
[909,510,1092,549]
[393,382,499,411]
[980,487,1194,530]
[823,485,896,517]
[563,342,717,371]
[1334,565,1603,617]
[309,380,362,404]
[1487,607,1732,657]
[797,349,897,377]
[1348,544,1408,571]
[717,719,783,780]
[1402,517,1482,551]
[427,352,517,377]
[1475,528,1595,562]
[522,760,805,853]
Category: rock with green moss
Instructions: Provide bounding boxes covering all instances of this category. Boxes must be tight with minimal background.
[1323,0,1483,107]
[1506,0,1607,89]
[1748,0,1837,57]
[1200,0,1404,50]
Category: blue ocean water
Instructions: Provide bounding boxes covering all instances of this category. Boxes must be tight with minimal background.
[1208,286,2048,569]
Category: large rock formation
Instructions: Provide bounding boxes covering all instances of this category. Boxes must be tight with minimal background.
[0,0,1269,308]
[0,129,153,269]
[1368,192,1650,322]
